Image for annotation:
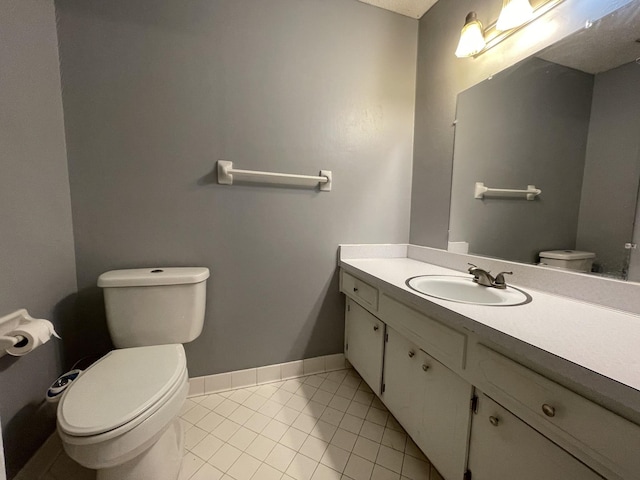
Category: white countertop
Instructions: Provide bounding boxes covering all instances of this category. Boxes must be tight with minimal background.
[340,256,640,417]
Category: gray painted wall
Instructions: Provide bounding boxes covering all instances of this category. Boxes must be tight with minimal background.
[0,1,77,477]
[56,0,417,376]
[410,0,634,249]
[629,199,640,282]
[576,61,640,275]
[449,57,593,263]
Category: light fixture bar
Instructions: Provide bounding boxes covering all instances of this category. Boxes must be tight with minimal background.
[477,0,564,56]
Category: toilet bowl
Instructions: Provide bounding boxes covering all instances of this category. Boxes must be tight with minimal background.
[56,267,210,480]
[57,344,188,480]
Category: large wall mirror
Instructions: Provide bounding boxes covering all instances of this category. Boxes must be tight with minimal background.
[449,1,640,281]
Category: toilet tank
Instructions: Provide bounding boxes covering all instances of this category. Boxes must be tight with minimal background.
[97,267,210,348]
[539,250,595,272]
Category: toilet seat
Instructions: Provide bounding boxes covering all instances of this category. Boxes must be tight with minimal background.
[58,344,187,437]
[57,344,189,470]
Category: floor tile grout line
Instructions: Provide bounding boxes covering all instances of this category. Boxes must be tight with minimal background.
[35,448,64,480]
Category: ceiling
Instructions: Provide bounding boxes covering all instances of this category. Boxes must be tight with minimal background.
[538,3,640,74]
[357,0,439,19]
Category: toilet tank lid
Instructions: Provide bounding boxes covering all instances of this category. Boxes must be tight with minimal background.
[98,267,210,287]
[539,250,595,260]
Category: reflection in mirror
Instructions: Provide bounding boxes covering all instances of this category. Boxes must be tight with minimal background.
[449,1,640,280]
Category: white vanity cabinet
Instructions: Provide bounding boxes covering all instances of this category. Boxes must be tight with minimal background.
[383,326,472,480]
[340,266,640,480]
[344,298,385,395]
[467,392,603,480]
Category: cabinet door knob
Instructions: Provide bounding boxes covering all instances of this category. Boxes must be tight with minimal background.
[542,404,556,417]
[408,350,415,358]
[489,416,500,426]
[353,287,359,292]
[373,325,379,331]
[422,364,429,372]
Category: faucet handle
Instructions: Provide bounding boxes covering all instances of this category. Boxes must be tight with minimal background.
[467,264,496,287]
[467,263,482,273]
[493,271,513,288]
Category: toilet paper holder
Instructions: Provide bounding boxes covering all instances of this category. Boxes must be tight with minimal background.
[0,309,60,358]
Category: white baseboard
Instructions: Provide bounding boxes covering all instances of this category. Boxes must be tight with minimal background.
[14,432,63,480]
[187,353,347,397]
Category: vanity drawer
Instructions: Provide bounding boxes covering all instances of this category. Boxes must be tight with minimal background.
[341,270,379,312]
[378,295,466,370]
[473,344,640,480]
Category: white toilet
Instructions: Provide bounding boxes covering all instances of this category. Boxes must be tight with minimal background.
[57,267,210,480]
[539,250,595,272]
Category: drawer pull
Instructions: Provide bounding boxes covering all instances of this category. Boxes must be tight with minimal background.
[542,404,556,417]
[422,364,430,372]
[373,325,379,332]
[408,350,415,358]
[489,416,500,427]
[353,287,359,292]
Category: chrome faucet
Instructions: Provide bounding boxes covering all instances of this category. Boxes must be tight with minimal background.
[467,264,513,289]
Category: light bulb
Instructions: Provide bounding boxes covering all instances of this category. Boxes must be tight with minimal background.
[455,12,486,58]
[497,0,534,31]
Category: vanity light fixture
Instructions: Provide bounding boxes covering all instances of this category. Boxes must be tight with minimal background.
[455,12,486,58]
[496,0,534,31]
[455,0,564,58]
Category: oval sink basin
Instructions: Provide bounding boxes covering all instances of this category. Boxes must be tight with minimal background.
[406,275,531,306]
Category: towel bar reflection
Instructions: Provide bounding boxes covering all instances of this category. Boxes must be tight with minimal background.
[217,161,332,192]
[474,182,541,201]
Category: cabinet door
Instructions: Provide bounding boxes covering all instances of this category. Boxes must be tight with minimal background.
[383,326,472,480]
[381,325,420,428]
[345,299,385,395]
[467,392,604,480]
[413,349,472,480]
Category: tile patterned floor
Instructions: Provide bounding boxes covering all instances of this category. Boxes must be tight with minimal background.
[39,369,444,480]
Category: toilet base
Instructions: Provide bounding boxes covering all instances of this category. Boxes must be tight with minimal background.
[97,418,184,480]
